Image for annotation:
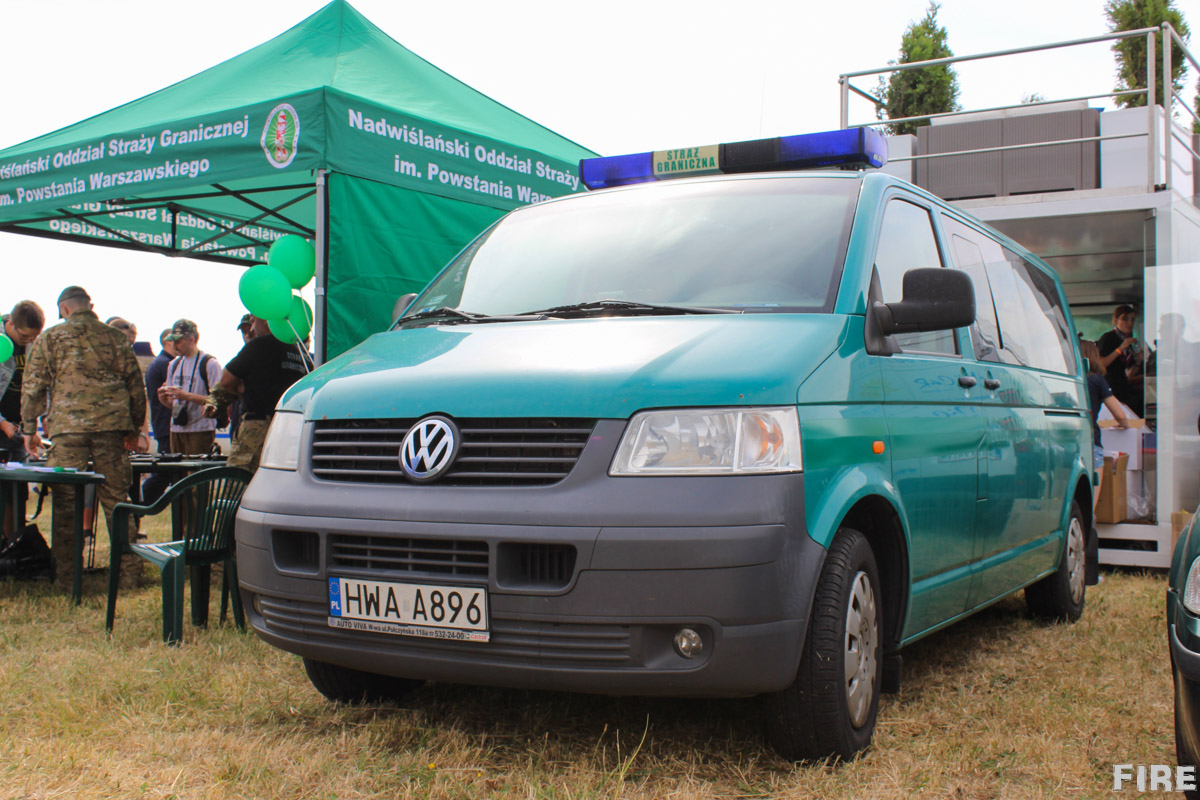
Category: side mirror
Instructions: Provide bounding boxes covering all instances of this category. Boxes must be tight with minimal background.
[392,293,418,325]
[872,268,975,336]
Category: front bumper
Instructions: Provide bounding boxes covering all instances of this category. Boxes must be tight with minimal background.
[1170,591,1200,681]
[1170,590,1200,767]
[236,420,825,697]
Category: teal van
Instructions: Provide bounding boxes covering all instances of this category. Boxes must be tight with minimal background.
[236,129,1095,761]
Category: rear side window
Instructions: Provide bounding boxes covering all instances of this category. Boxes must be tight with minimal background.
[981,251,1033,367]
[942,217,1002,362]
[1005,249,1077,375]
[945,219,1077,375]
[874,199,957,355]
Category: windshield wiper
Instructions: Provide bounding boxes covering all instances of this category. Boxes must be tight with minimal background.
[396,306,544,329]
[520,299,739,319]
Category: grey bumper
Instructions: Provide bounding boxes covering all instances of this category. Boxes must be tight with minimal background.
[236,420,825,697]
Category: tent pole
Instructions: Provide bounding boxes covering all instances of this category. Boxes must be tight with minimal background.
[314,169,329,366]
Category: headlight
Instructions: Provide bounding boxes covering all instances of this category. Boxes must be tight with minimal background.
[259,412,304,471]
[1185,556,1200,615]
[610,407,802,476]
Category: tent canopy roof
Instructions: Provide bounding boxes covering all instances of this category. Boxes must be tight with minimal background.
[4,0,590,164]
[0,1,595,361]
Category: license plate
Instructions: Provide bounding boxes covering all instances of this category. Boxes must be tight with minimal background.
[327,576,489,642]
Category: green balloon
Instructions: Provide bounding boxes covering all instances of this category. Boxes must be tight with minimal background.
[0,334,12,363]
[238,264,293,320]
[269,235,316,289]
[269,296,313,344]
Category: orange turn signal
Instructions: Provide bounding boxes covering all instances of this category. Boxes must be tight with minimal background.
[872,441,885,454]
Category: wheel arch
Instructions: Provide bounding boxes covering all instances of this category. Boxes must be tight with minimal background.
[1072,473,1093,533]
[1071,471,1098,585]
[840,495,909,654]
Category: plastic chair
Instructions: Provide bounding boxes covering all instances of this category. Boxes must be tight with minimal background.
[106,466,252,644]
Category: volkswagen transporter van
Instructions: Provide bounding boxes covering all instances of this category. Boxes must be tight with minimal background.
[236,128,1095,761]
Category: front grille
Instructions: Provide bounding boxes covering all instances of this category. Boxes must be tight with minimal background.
[258,595,634,666]
[329,534,489,578]
[311,418,594,486]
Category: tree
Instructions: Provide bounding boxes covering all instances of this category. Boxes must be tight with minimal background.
[1105,0,1190,108]
[875,2,961,136]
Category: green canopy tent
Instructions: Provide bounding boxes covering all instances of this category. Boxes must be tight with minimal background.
[0,0,594,360]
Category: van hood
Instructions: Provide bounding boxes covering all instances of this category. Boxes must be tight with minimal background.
[285,314,847,420]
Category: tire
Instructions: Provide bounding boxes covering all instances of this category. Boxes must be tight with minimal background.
[761,527,882,762]
[303,658,424,704]
[1178,703,1200,800]
[1025,500,1086,622]
[1175,664,1200,800]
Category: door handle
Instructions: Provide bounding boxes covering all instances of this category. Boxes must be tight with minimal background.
[984,378,1001,390]
[958,376,977,388]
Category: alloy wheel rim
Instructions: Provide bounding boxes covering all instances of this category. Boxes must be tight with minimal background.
[844,570,879,728]
[1067,517,1085,605]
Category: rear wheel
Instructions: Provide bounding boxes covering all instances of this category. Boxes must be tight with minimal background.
[1025,501,1086,622]
[303,658,424,704]
[761,527,882,761]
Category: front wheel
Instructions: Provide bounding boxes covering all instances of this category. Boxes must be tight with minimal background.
[1025,500,1087,622]
[761,527,882,761]
[303,658,424,704]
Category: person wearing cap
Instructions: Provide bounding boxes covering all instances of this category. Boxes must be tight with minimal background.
[228,314,256,443]
[20,286,149,589]
[158,319,223,456]
[0,300,45,542]
[237,313,255,345]
[203,315,308,473]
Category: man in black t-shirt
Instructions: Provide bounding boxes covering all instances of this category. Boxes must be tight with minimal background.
[202,316,308,473]
[0,301,45,541]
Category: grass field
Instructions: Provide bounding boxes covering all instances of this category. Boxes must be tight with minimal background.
[0,517,1173,799]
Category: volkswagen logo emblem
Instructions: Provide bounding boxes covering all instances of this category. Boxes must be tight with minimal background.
[399,416,460,483]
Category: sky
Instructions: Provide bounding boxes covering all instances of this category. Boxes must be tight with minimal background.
[1,0,1197,365]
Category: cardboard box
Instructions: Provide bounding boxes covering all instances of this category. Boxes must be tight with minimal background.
[1095,453,1129,524]
[1173,511,1195,554]
[1098,401,1144,470]
[1100,427,1143,470]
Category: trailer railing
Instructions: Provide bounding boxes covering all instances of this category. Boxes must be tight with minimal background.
[839,24,1196,195]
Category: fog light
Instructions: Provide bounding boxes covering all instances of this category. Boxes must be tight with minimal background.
[252,595,264,616]
[673,628,704,658]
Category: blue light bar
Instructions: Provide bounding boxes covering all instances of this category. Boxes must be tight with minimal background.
[776,128,887,170]
[579,152,655,190]
[579,127,888,190]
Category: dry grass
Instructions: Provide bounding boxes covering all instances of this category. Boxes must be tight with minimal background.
[0,518,1172,799]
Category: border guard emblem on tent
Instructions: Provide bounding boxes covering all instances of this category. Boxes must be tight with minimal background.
[262,104,300,169]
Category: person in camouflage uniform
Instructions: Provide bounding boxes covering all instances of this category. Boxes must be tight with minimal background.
[21,286,149,589]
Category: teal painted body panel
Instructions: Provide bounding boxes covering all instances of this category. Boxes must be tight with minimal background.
[793,319,891,551]
[284,314,842,420]
[878,344,987,638]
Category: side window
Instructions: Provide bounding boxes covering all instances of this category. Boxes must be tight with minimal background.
[1005,248,1077,374]
[942,217,1001,362]
[982,251,1033,367]
[873,199,957,355]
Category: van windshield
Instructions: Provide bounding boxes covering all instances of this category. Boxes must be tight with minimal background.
[409,175,859,318]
